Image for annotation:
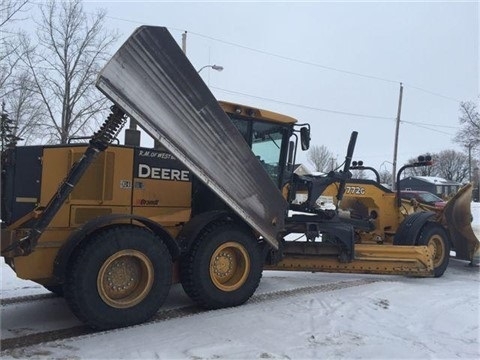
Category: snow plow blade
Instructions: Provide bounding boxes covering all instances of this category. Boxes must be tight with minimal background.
[442,183,479,262]
[96,26,287,249]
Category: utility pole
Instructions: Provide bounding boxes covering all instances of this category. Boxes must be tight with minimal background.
[392,82,403,190]
[468,143,472,183]
[182,31,187,54]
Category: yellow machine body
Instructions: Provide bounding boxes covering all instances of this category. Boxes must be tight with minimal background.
[318,180,478,261]
[2,145,192,283]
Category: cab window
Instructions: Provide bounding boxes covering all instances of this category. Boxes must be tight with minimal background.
[227,113,288,187]
[251,122,284,185]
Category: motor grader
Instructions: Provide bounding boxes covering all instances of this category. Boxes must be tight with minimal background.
[1,26,478,330]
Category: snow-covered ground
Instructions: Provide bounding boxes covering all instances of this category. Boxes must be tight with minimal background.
[1,203,479,359]
[472,202,480,241]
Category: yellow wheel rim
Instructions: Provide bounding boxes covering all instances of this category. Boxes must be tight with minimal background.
[209,242,250,292]
[97,249,154,309]
[427,234,445,268]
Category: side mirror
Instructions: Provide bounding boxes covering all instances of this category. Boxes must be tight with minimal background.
[300,127,310,151]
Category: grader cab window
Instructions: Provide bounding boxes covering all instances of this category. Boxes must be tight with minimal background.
[251,122,283,185]
[227,113,288,187]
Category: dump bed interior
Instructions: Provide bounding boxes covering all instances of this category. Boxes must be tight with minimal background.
[96,25,287,248]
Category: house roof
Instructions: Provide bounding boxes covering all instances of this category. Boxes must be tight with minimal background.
[293,163,314,175]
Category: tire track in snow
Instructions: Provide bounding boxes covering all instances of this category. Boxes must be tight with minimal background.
[249,278,380,304]
[1,278,381,352]
[1,293,58,306]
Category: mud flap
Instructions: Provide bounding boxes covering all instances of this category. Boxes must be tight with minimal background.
[442,184,479,262]
[96,26,288,249]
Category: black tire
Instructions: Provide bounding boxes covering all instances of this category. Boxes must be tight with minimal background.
[417,223,450,277]
[180,223,263,309]
[43,285,64,297]
[64,226,172,329]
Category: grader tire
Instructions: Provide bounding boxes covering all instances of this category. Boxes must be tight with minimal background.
[417,223,450,278]
[180,223,263,309]
[64,226,172,329]
[44,285,64,297]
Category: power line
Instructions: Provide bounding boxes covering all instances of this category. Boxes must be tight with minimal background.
[403,83,462,103]
[98,14,462,104]
[401,121,453,136]
[188,32,463,103]
[189,31,400,85]
[211,86,395,121]
[104,15,145,25]
[401,120,458,129]
[213,86,459,135]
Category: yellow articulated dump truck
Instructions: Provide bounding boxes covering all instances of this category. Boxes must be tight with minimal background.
[2,26,478,330]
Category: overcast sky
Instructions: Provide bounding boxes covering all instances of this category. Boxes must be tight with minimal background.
[64,1,479,173]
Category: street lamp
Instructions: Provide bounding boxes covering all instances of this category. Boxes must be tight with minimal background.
[197,64,224,73]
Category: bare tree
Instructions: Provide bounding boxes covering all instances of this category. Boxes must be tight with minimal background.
[0,0,40,144]
[307,145,335,172]
[432,149,473,183]
[455,100,480,157]
[20,0,118,144]
[0,0,30,28]
[4,70,47,143]
[1,0,31,94]
[379,169,393,186]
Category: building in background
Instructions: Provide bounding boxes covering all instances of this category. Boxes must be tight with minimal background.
[399,176,462,200]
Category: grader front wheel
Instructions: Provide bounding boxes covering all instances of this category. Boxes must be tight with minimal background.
[417,224,450,277]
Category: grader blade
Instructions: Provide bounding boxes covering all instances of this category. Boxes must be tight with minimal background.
[266,244,434,277]
[96,26,288,249]
[442,183,479,262]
